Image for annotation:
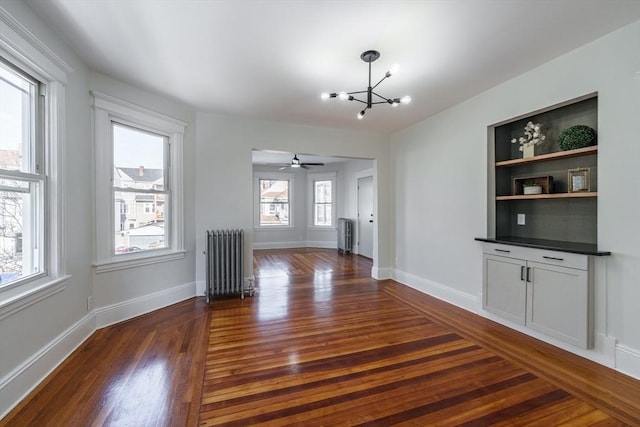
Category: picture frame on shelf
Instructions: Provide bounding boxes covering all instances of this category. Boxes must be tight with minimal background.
[568,167,590,192]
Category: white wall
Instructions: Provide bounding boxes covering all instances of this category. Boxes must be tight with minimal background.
[195,113,390,293]
[391,21,640,378]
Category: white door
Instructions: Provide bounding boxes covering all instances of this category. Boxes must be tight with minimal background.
[357,176,373,258]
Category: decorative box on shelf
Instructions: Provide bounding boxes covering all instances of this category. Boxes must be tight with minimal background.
[513,176,553,195]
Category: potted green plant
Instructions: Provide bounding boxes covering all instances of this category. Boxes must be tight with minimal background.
[558,125,597,151]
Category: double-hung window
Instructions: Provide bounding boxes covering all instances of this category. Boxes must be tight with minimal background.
[255,172,294,228]
[93,92,187,271]
[0,59,45,287]
[308,172,336,227]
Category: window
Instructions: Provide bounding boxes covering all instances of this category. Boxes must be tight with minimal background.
[93,92,187,272]
[308,172,336,228]
[0,59,45,288]
[113,124,167,255]
[313,180,333,226]
[254,172,294,228]
[259,179,290,226]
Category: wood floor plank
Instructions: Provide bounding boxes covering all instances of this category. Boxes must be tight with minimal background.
[2,248,637,426]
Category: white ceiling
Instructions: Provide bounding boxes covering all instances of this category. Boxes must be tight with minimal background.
[26,0,640,133]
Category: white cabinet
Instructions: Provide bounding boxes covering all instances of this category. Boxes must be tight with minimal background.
[482,243,592,349]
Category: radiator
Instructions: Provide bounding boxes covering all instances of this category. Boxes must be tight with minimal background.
[337,218,352,254]
[206,229,244,303]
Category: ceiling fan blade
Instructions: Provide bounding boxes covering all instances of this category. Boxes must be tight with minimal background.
[278,166,288,170]
[301,162,325,166]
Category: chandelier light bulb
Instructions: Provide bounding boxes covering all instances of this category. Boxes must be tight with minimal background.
[389,63,399,75]
[320,92,330,101]
[400,95,412,104]
[338,91,348,100]
[357,110,366,120]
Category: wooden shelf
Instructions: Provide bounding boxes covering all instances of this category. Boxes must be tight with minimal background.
[496,146,597,167]
[496,192,597,201]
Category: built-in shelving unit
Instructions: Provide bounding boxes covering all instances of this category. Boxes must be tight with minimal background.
[476,94,609,349]
[487,94,601,249]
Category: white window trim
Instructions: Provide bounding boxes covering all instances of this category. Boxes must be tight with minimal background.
[92,91,187,273]
[307,172,337,230]
[254,172,295,230]
[0,7,69,304]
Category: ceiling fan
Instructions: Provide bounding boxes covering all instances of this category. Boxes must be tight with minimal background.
[278,154,324,170]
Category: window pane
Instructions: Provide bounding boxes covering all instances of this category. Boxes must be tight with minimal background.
[0,62,37,173]
[314,180,331,203]
[260,203,289,226]
[114,191,167,254]
[259,179,289,203]
[314,204,332,226]
[113,124,166,190]
[0,180,41,284]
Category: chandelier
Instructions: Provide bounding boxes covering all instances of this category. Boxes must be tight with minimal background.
[321,50,411,120]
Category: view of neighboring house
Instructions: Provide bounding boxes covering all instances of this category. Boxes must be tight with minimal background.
[0,149,23,283]
[114,166,166,252]
[259,179,290,226]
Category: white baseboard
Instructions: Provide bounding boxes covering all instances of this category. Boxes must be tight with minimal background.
[306,241,336,249]
[95,281,196,328]
[616,344,640,380]
[393,268,477,312]
[252,241,306,250]
[252,240,337,250]
[372,266,393,280]
[0,312,96,419]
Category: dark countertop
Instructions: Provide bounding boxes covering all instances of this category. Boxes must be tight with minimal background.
[475,236,611,256]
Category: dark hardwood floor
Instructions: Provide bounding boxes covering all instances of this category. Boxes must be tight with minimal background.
[3,248,639,426]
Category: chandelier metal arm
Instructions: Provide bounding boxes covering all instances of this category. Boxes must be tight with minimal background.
[371,91,391,101]
[371,75,389,91]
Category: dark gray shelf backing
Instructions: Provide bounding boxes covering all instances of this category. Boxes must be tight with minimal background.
[496,154,598,196]
[494,96,598,163]
[496,197,597,245]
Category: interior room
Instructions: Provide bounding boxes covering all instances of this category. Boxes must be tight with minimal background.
[1,0,639,424]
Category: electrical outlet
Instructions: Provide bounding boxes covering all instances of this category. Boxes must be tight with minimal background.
[517,214,526,225]
[87,296,93,312]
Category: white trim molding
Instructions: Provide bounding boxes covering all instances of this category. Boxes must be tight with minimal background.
[616,344,640,380]
[94,281,196,328]
[393,269,478,313]
[92,91,187,270]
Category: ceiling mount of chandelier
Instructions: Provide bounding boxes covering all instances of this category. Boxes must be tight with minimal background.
[321,50,411,120]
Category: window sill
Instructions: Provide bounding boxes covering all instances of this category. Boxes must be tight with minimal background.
[94,250,186,274]
[0,275,70,320]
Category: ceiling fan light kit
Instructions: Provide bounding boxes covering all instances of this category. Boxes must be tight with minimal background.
[321,50,411,120]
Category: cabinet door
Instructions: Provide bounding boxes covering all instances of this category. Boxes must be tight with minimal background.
[526,261,591,348]
[483,254,527,325]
